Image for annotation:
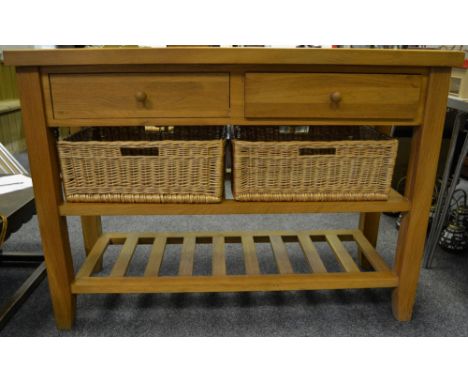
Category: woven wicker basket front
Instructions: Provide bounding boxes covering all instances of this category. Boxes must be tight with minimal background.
[232,126,398,202]
[57,126,225,203]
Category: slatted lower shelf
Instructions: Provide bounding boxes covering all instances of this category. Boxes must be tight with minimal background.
[71,229,398,294]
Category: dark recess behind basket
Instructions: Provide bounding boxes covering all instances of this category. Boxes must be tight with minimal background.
[234,126,393,142]
[64,126,226,142]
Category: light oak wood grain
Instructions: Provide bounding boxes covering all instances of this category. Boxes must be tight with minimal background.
[326,234,361,273]
[212,236,226,276]
[143,237,167,277]
[245,73,424,121]
[178,235,196,276]
[270,235,293,274]
[4,47,464,67]
[297,234,327,273]
[81,216,103,272]
[241,235,260,275]
[15,67,76,329]
[49,73,230,119]
[392,68,452,321]
[353,229,391,272]
[44,116,426,128]
[39,64,431,75]
[76,235,110,278]
[8,47,460,327]
[72,272,399,294]
[58,189,410,216]
[358,212,381,270]
[110,234,139,277]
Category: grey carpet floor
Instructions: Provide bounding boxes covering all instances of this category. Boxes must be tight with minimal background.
[1,155,468,336]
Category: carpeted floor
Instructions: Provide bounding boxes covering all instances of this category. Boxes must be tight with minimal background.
[1,154,468,336]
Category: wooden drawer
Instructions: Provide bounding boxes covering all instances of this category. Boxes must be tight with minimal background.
[48,73,230,119]
[245,73,424,121]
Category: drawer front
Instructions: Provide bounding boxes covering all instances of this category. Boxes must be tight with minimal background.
[245,73,424,120]
[49,73,230,119]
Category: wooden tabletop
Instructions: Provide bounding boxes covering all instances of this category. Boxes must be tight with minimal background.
[3,47,465,67]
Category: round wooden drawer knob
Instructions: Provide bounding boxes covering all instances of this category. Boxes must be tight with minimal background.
[330,91,342,103]
[135,91,147,102]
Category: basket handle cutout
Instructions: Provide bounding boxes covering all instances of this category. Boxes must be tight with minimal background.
[299,147,336,156]
[120,147,159,156]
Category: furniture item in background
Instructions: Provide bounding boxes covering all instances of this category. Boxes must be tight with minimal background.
[57,126,225,203]
[4,47,463,329]
[449,60,468,99]
[424,96,468,267]
[0,62,25,154]
[232,125,398,202]
[451,189,468,228]
[438,212,468,253]
[391,111,456,191]
[460,155,468,179]
[0,145,45,331]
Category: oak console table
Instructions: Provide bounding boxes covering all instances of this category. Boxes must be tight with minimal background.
[5,48,464,329]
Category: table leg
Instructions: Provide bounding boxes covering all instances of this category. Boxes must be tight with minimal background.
[392,68,451,321]
[16,68,76,329]
[81,216,103,272]
[358,212,380,270]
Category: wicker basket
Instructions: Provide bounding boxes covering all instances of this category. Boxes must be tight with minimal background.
[58,126,225,203]
[232,126,398,202]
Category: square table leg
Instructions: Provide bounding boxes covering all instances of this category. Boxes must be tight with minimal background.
[16,67,76,329]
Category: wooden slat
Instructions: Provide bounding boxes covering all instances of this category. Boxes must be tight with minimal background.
[297,233,327,273]
[269,235,293,274]
[212,236,226,276]
[59,189,411,216]
[178,235,196,276]
[81,216,103,273]
[110,234,139,277]
[72,272,399,294]
[326,234,361,273]
[353,230,391,272]
[76,235,110,278]
[241,235,260,275]
[358,212,381,270]
[143,237,167,277]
